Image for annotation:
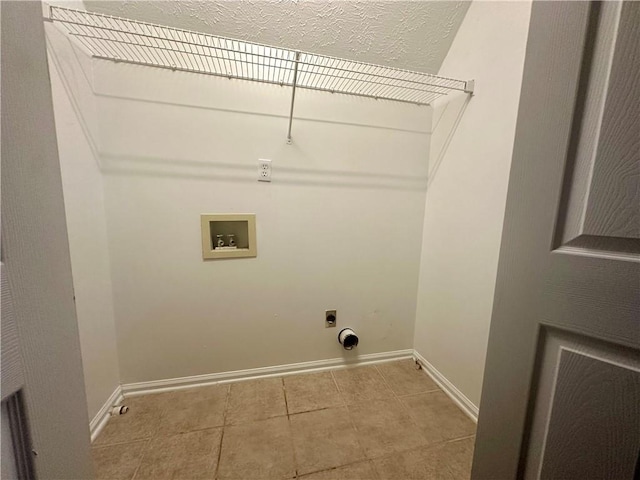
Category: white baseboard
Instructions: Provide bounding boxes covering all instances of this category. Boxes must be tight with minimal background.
[413,350,479,423]
[90,385,124,443]
[121,349,414,397]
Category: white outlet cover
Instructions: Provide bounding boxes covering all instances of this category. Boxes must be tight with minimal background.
[258,158,271,182]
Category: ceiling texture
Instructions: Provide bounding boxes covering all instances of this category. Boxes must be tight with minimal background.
[84,1,471,74]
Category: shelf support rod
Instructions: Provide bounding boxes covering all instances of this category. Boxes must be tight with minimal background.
[287,52,301,145]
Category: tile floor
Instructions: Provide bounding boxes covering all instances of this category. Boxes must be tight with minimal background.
[93,360,476,480]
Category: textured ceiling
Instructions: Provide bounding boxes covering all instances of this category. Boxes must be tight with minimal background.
[84,1,470,74]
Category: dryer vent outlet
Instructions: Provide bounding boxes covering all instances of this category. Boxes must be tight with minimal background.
[338,328,359,350]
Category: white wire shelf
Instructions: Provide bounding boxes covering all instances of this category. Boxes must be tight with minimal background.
[46,4,474,142]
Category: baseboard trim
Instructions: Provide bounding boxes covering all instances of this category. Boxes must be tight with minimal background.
[413,350,479,423]
[90,385,124,443]
[121,349,414,397]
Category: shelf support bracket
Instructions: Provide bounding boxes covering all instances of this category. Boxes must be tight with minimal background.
[287,52,301,145]
[464,79,475,95]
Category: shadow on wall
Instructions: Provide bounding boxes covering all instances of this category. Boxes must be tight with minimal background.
[428,92,471,188]
[93,85,430,191]
[45,27,102,169]
[93,91,431,136]
[99,153,429,192]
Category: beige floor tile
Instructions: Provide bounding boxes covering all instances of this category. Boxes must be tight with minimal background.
[400,391,476,445]
[92,441,147,480]
[348,398,426,459]
[218,416,295,479]
[300,461,378,480]
[284,372,344,414]
[134,428,221,480]
[225,377,287,424]
[372,437,475,480]
[332,367,393,405]
[373,447,436,480]
[156,384,228,434]
[290,407,365,475]
[440,437,475,479]
[376,360,440,396]
[94,394,168,446]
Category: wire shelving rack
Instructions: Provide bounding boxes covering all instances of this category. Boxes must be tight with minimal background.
[46,5,474,143]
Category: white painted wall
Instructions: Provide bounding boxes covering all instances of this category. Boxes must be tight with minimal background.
[46,24,121,420]
[414,1,532,408]
[91,60,430,384]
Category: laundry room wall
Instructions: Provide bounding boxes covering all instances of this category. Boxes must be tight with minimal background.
[414,0,533,409]
[87,58,432,384]
[46,21,122,421]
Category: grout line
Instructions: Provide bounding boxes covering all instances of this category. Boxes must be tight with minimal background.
[222,410,288,427]
[282,376,291,418]
[395,387,442,399]
[373,364,404,409]
[154,425,225,437]
[373,363,421,423]
[149,393,171,441]
[92,437,152,448]
[331,368,375,468]
[299,433,473,480]
[373,362,432,464]
[445,433,476,444]
[374,362,447,442]
[300,438,456,479]
[329,370,348,408]
[330,369,361,435]
[370,439,437,463]
[214,384,231,480]
[330,365,371,472]
[129,438,151,480]
[281,377,299,479]
[372,364,396,397]
[206,428,222,478]
[287,406,335,418]
[297,456,372,478]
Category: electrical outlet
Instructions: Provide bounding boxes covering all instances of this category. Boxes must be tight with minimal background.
[325,310,337,328]
[258,159,271,182]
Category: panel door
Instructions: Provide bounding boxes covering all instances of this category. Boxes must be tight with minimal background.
[473,2,640,479]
